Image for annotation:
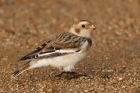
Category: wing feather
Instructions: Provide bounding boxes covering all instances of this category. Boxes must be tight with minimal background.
[18,43,47,61]
[18,32,87,62]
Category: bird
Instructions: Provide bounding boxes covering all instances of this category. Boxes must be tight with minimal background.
[12,20,96,78]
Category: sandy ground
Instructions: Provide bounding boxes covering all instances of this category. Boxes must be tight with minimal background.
[0,0,140,93]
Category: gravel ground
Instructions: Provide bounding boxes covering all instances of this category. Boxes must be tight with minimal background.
[0,0,140,93]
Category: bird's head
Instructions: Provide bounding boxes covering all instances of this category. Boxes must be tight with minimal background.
[70,20,96,37]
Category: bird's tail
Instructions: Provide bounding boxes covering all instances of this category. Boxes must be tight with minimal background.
[12,61,30,78]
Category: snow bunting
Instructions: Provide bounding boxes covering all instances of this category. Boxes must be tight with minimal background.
[12,20,96,78]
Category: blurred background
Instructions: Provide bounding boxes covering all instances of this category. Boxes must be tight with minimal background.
[0,0,140,92]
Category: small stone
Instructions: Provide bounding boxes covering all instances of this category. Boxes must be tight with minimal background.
[122,86,126,88]
[111,79,118,84]
[55,76,61,80]
[89,74,94,79]
[101,73,108,78]
[24,84,28,88]
[119,67,126,73]
[107,69,114,73]
[0,90,4,92]
[115,31,122,36]
[84,90,89,92]
[117,77,123,81]
[79,76,85,80]
[2,57,8,61]
[47,89,52,92]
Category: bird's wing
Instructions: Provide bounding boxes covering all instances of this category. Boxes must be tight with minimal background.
[18,32,87,62]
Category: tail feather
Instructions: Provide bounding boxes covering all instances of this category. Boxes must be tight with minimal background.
[12,68,28,78]
[12,61,30,78]
[12,70,21,77]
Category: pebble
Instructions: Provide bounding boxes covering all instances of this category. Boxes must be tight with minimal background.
[117,77,123,81]
[2,57,8,61]
[89,74,94,79]
[0,90,4,92]
[111,79,118,84]
[55,77,61,80]
[122,86,126,88]
[84,90,89,93]
[101,73,109,78]
[107,69,114,73]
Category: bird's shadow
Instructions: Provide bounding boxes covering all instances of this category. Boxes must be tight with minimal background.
[55,72,87,80]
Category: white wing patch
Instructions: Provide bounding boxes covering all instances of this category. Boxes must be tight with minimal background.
[38,49,79,57]
[56,49,77,53]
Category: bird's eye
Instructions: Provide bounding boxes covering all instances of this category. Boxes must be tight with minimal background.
[81,25,85,28]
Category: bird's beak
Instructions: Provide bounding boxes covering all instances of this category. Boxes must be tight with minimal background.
[90,25,96,30]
